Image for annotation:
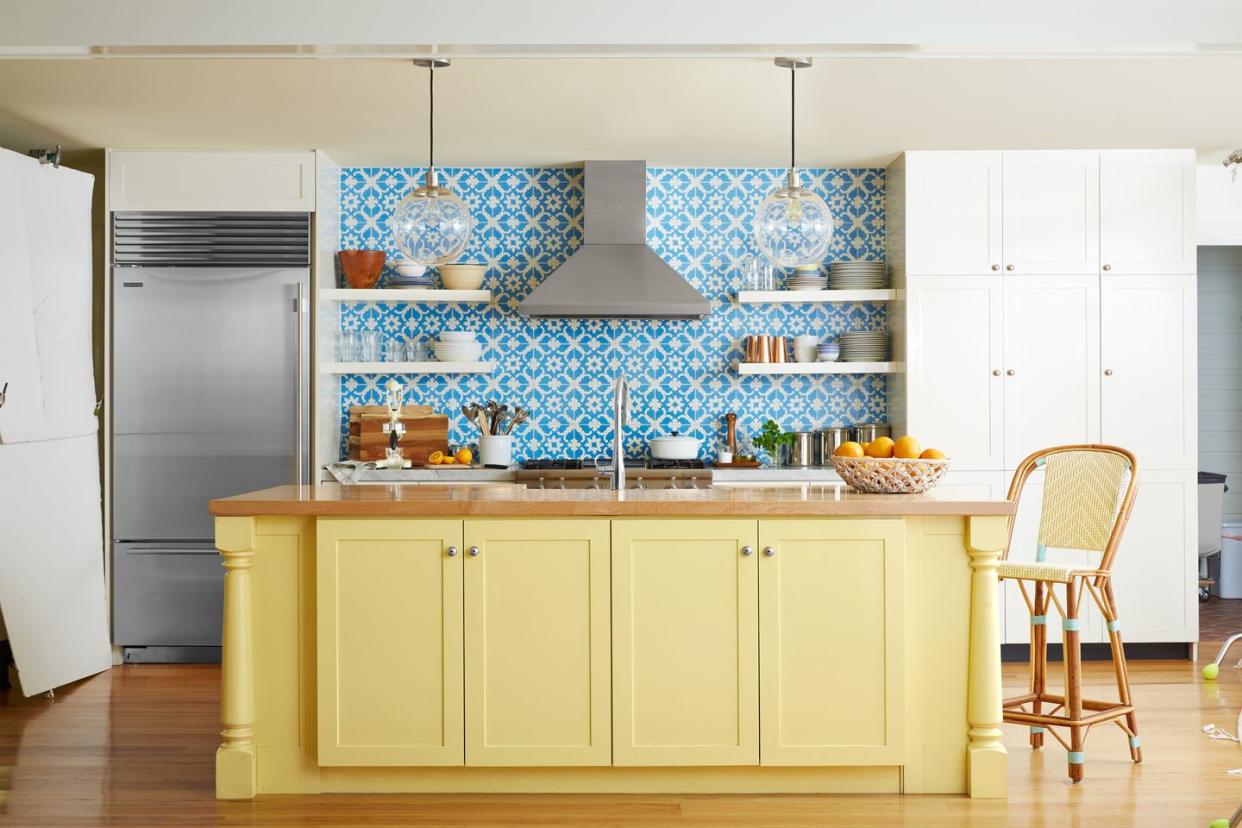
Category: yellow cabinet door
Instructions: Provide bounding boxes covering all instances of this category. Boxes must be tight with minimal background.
[316,518,463,766]
[611,519,759,766]
[463,518,611,766]
[758,519,906,765]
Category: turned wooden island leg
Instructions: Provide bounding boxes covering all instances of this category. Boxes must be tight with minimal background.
[965,515,1009,798]
[215,516,258,800]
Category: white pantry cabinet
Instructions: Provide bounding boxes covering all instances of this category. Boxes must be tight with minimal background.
[1100,275,1197,469]
[904,151,1003,275]
[904,277,1004,470]
[1099,150,1197,275]
[1001,276,1100,467]
[1001,151,1099,275]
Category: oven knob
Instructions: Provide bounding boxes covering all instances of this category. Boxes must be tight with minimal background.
[689,477,700,489]
[537,476,545,489]
[635,476,645,490]
[667,478,679,490]
[556,476,566,490]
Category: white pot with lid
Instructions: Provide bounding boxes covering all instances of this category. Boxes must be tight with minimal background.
[650,430,701,460]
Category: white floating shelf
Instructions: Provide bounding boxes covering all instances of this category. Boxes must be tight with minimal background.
[737,361,905,375]
[319,288,491,304]
[736,289,902,304]
[322,361,496,374]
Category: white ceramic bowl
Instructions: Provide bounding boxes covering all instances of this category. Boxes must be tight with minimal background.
[438,331,478,343]
[433,341,483,362]
[439,263,487,290]
[393,262,428,280]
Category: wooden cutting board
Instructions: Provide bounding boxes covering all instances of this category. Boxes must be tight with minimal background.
[347,406,447,463]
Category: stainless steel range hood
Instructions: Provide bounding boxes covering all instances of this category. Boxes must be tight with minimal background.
[519,161,709,319]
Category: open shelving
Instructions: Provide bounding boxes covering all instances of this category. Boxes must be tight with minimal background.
[319,288,491,303]
[735,289,902,304]
[736,361,905,375]
[322,361,497,375]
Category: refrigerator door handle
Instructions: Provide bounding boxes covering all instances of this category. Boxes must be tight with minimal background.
[294,280,305,485]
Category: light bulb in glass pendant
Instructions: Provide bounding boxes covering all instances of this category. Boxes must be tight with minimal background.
[753,170,833,268]
[388,170,473,266]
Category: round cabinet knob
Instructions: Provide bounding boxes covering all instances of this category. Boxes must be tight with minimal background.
[1005,264,1015,272]
[992,369,1002,377]
[446,546,459,557]
[1006,369,1016,376]
[991,264,1000,272]
[1104,368,1114,376]
[1102,263,1112,271]
[763,546,776,557]
[741,545,754,557]
[468,546,480,557]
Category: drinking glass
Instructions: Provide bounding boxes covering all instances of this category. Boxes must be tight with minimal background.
[337,330,361,362]
[359,330,382,363]
[383,337,407,362]
[407,335,429,362]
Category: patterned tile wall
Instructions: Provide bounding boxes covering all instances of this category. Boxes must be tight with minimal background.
[337,166,887,461]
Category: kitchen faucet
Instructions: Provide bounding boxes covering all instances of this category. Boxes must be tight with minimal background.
[610,373,632,490]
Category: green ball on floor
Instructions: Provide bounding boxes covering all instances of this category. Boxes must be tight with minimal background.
[1203,663,1220,680]
[1208,819,1229,828]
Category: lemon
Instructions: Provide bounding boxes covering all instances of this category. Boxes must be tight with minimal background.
[834,441,865,458]
[428,450,445,465]
[865,436,895,458]
[893,436,921,459]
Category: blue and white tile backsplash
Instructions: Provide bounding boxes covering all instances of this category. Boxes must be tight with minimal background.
[338,166,887,461]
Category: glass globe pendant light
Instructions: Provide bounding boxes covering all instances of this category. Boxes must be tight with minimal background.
[753,57,834,268]
[388,58,473,266]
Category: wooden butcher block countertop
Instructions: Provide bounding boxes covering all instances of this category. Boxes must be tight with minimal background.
[209,483,1016,518]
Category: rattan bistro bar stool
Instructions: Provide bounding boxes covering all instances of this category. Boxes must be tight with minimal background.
[999,445,1142,783]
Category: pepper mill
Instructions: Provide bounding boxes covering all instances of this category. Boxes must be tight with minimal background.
[725,412,738,458]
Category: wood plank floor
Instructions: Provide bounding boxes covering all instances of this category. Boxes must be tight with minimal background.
[2,658,1240,826]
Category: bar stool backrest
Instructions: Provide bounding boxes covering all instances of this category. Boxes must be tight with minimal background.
[1004,444,1141,576]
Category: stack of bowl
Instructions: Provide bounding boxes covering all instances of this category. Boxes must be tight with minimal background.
[432,331,483,363]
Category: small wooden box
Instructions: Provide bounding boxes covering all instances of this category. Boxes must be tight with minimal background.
[347,405,448,463]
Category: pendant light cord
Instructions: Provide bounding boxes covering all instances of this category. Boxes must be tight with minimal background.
[428,62,435,171]
[789,65,796,171]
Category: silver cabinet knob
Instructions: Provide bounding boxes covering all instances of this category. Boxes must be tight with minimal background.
[468,546,480,557]
[1104,368,1114,376]
[741,545,754,556]
[991,264,1000,272]
[1006,369,1016,376]
[763,546,776,557]
[446,546,459,557]
[1102,263,1112,272]
[992,369,1002,377]
[1005,264,1015,272]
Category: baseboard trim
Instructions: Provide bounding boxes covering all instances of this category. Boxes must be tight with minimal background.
[1001,642,1191,662]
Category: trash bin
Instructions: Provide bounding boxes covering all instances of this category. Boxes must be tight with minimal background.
[1212,524,1242,599]
[1200,472,1228,597]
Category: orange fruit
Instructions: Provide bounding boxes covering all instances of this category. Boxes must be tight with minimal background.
[427,450,445,465]
[865,436,895,458]
[834,441,865,458]
[441,455,457,464]
[893,436,921,459]
[920,448,946,460]
[455,448,473,465]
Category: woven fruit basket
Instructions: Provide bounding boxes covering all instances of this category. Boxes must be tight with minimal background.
[830,455,951,494]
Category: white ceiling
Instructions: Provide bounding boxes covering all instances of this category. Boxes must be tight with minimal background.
[1,57,1239,168]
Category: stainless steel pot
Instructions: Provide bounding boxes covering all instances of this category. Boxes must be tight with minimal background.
[787,431,817,467]
[817,427,851,464]
[852,423,891,444]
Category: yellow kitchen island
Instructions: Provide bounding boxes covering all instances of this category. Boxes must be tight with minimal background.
[208,484,1015,800]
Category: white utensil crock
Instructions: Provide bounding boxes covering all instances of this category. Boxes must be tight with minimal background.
[478,435,513,467]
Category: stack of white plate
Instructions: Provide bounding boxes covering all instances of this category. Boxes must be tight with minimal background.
[433,331,483,363]
[837,330,889,362]
[828,261,888,290]
[785,266,828,291]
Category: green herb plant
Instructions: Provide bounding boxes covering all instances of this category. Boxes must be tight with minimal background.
[752,419,794,463]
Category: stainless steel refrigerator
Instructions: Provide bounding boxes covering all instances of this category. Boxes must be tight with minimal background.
[111,212,310,662]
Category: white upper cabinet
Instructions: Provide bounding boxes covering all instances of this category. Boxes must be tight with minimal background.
[1100,275,1197,469]
[905,277,1004,470]
[905,151,1002,275]
[1001,151,1099,275]
[1099,150,1196,275]
[108,150,317,212]
[1001,276,1100,468]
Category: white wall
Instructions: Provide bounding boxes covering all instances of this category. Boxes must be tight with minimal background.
[1199,245,1242,520]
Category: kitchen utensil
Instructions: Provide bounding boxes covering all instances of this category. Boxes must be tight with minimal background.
[337,249,386,289]
[438,263,487,290]
[504,407,529,434]
[817,427,851,463]
[650,430,701,460]
[347,406,446,463]
[770,336,789,363]
[359,330,381,362]
[852,423,891,444]
[787,431,817,467]
[794,335,820,363]
[478,434,513,467]
[725,412,738,457]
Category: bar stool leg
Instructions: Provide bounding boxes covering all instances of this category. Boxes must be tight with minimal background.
[1064,578,1085,783]
[1103,581,1142,763]
[1030,581,1046,749]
